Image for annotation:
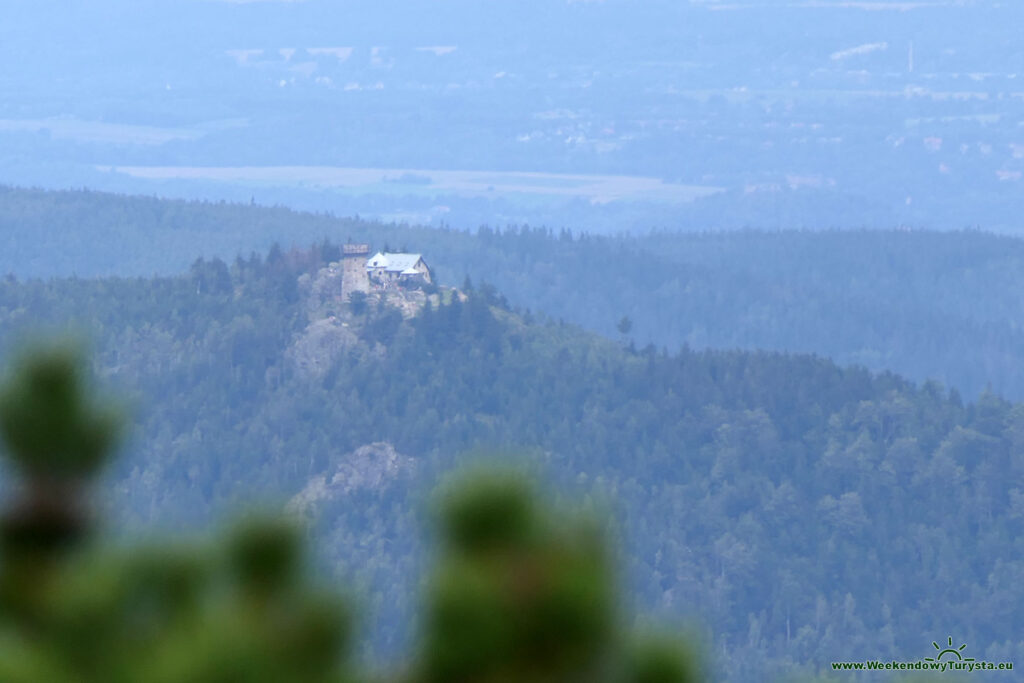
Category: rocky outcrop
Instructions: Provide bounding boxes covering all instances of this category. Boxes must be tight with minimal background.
[382,289,433,318]
[285,316,360,379]
[297,263,346,321]
[289,263,446,379]
[286,442,416,515]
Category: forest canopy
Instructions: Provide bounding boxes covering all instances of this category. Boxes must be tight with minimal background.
[0,242,1018,680]
[3,186,1024,400]
[0,344,700,683]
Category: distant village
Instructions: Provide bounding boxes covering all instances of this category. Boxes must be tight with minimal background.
[339,243,432,298]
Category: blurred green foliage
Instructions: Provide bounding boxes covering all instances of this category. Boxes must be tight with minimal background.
[0,343,120,479]
[0,345,699,682]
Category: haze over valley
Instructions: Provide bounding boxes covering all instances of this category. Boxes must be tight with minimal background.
[4,0,1024,231]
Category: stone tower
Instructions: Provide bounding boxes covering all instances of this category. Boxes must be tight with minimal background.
[341,243,370,299]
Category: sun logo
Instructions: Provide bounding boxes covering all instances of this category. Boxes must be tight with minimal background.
[925,636,975,663]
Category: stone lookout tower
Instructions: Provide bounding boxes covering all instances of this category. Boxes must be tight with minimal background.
[341,243,370,298]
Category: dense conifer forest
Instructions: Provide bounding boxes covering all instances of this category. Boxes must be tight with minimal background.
[0,237,1020,680]
[5,186,1024,400]
[0,345,701,682]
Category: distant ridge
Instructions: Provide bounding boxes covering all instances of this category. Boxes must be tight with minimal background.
[4,185,1024,400]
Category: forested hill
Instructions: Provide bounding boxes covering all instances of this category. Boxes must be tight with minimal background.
[4,185,1024,400]
[0,247,1020,680]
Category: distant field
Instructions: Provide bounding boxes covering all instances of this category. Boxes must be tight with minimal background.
[97,165,723,205]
